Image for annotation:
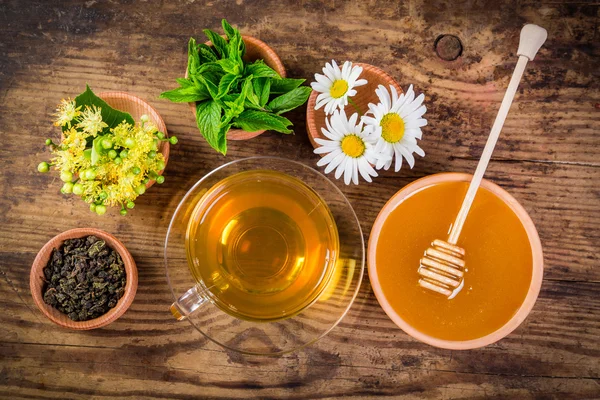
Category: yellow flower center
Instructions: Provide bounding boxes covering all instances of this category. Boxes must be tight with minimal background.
[330,79,349,99]
[341,134,366,158]
[380,113,405,143]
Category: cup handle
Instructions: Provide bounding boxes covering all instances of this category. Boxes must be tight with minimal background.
[170,285,207,321]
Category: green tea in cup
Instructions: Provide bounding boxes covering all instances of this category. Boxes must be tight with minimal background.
[184,170,339,322]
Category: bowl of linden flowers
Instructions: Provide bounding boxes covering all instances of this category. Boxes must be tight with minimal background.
[37,85,178,216]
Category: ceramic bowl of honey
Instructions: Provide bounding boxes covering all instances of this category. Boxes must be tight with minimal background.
[368,173,543,349]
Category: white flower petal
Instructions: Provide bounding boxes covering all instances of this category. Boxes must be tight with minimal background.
[335,157,348,179]
[343,159,353,185]
[396,143,415,169]
[314,137,334,147]
[393,146,404,172]
[342,61,351,78]
[405,119,427,129]
[326,151,346,173]
[318,148,343,166]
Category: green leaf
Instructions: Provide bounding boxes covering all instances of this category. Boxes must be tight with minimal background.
[233,110,293,134]
[73,85,134,133]
[196,100,225,154]
[218,74,239,98]
[267,86,312,115]
[187,38,201,77]
[91,136,104,166]
[176,78,195,88]
[216,58,242,76]
[197,43,218,64]
[253,77,271,107]
[222,19,236,40]
[160,83,210,103]
[195,74,220,99]
[269,78,306,94]
[203,29,229,58]
[221,78,253,125]
[244,60,280,79]
[217,123,230,154]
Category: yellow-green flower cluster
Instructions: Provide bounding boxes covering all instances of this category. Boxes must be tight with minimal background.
[39,100,177,216]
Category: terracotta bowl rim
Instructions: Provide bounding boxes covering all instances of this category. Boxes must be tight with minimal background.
[185,35,287,141]
[367,172,544,350]
[30,228,138,330]
[306,62,401,152]
[97,91,169,189]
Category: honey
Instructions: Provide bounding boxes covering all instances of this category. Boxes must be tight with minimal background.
[375,181,533,341]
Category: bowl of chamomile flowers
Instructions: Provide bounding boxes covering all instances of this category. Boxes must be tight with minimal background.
[37,86,178,216]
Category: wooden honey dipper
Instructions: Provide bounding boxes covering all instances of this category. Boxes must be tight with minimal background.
[418,24,547,299]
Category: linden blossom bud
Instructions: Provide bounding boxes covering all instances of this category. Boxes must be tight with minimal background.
[37,162,50,173]
[60,170,73,182]
[140,114,149,123]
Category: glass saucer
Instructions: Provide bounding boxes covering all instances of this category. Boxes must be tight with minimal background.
[164,157,364,355]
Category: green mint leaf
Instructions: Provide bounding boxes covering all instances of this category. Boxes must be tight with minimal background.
[73,85,134,133]
[196,100,225,154]
[269,78,306,94]
[253,77,271,107]
[187,38,201,76]
[227,35,244,73]
[217,123,230,154]
[246,82,261,107]
[218,74,239,99]
[216,58,241,76]
[222,19,236,40]
[160,84,210,103]
[267,86,312,115]
[195,74,220,99]
[221,78,253,125]
[176,78,195,88]
[233,110,293,134]
[197,43,218,64]
[244,60,280,79]
[203,29,229,58]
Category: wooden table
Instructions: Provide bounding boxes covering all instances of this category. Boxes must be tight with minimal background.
[1,1,598,398]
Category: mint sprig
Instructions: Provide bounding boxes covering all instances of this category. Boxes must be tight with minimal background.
[160,19,311,155]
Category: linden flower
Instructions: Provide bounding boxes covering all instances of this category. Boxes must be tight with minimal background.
[53,99,81,128]
[362,84,427,172]
[311,60,368,115]
[77,105,108,136]
[314,109,386,185]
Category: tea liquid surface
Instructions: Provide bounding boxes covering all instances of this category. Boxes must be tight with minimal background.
[186,170,339,321]
[376,181,533,341]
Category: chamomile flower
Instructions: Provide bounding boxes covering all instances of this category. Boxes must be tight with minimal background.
[53,99,81,128]
[77,105,108,136]
[311,60,368,115]
[362,84,427,172]
[314,109,387,185]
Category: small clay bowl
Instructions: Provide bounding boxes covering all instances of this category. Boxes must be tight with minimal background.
[98,91,170,189]
[368,173,544,349]
[306,63,401,152]
[30,228,138,330]
[185,35,287,141]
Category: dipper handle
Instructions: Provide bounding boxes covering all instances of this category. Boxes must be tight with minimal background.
[447,24,547,245]
[517,24,548,61]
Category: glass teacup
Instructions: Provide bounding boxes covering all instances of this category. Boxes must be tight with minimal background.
[165,157,364,355]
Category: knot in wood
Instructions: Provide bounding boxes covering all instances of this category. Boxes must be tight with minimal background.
[434,35,463,61]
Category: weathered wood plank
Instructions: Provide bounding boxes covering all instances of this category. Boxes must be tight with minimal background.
[1,0,599,398]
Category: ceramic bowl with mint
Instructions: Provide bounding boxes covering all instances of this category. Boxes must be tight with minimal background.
[160,19,312,155]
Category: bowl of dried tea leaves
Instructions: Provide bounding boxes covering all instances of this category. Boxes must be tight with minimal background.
[30,228,138,330]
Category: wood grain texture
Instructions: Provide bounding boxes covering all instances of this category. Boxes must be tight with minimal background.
[0,0,598,398]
